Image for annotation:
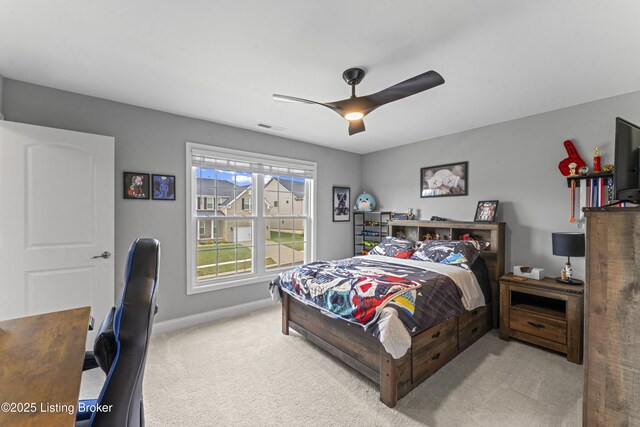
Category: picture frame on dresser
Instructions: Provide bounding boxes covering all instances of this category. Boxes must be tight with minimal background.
[474,200,499,223]
[420,161,468,198]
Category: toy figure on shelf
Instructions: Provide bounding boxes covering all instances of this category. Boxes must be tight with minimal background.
[593,146,601,173]
[568,162,578,176]
[354,192,376,212]
[561,262,573,281]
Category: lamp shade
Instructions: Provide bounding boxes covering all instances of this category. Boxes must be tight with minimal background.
[552,232,585,257]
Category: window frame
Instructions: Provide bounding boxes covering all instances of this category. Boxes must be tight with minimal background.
[186,142,317,294]
[241,197,252,211]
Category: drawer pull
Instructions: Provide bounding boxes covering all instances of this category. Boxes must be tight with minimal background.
[471,327,478,333]
[432,331,441,339]
[527,321,545,329]
[431,353,441,361]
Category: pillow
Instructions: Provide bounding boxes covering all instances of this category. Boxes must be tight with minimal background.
[410,240,479,270]
[460,234,491,251]
[368,237,416,258]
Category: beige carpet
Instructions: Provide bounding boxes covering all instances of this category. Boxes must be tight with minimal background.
[80,305,583,426]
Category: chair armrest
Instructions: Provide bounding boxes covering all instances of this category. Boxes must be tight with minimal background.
[82,351,100,371]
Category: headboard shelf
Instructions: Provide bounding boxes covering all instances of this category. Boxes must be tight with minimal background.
[388,219,506,327]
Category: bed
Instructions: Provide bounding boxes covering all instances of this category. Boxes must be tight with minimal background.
[271,220,505,407]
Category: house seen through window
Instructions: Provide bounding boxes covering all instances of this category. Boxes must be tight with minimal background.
[188,143,316,292]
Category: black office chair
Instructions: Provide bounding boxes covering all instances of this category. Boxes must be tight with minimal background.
[76,238,160,427]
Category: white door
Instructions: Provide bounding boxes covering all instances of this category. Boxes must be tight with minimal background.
[0,121,114,346]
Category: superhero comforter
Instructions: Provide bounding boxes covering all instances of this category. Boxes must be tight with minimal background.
[269,254,486,359]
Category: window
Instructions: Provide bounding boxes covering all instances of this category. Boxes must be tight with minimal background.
[186,143,316,293]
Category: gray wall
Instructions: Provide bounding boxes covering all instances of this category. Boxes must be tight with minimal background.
[363,89,640,281]
[5,77,640,323]
[2,79,362,322]
[0,75,4,118]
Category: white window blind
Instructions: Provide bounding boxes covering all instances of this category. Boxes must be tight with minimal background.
[191,150,315,179]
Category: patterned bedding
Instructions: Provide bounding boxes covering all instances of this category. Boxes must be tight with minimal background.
[270,255,487,358]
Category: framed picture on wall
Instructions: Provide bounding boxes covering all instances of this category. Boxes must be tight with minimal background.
[420,161,468,198]
[123,172,150,200]
[474,200,499,223]
[152,174,176,201]
[332,186,351,222]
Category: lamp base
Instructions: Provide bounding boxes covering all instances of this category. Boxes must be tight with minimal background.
[555,277,584,285]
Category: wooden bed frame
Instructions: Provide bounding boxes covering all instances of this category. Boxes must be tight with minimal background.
[281,220,505,407]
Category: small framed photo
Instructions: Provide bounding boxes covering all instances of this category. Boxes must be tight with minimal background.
[152,174,176,201]
[474,200,499,223]
[420,161,468,198]
[123,172,150,200]
[332,186,351,222]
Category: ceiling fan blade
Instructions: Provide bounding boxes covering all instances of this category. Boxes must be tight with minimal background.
[348,119,366,136]
[273,93,342,116]
[367,70,444,107]
[273,94,321,104]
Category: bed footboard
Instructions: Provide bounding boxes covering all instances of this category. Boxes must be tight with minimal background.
[281,296,492,408]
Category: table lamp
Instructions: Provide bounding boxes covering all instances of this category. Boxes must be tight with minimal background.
[552,232,585,284]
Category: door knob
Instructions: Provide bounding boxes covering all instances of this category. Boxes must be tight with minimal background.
[91,251,112,259]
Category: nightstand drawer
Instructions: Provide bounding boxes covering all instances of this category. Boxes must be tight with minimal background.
[510,307,567,344]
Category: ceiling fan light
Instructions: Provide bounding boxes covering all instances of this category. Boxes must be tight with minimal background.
[345,112,364,121]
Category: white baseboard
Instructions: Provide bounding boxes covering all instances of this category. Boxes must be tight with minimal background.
[152,298,274,335]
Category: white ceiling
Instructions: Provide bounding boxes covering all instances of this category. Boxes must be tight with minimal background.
[1,1,640,154]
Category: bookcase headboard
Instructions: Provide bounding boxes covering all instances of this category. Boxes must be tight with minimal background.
[388,220,506,326]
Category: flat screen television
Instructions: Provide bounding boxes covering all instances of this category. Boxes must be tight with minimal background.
[614,117,640,203]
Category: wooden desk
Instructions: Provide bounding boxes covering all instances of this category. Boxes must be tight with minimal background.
[0,307,91,427]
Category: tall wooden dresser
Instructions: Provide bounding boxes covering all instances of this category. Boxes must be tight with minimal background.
[583,207,640,426]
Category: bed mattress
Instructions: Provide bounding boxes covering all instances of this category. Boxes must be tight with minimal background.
[270,255,490,358]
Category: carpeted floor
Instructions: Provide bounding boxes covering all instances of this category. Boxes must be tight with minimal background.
[80,305,583,426]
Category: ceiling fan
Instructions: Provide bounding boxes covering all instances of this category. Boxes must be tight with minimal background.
[273,68,445,136]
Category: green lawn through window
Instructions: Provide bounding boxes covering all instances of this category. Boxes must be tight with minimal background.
[197,243,276,277]
[269,231,305,251]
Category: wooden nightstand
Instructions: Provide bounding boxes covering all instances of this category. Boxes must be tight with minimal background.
[499,273,584,364]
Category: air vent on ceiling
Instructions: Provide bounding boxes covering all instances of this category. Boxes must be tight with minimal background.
[257,123,286,131]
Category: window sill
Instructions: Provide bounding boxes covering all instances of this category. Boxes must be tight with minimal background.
[187,266,298,295]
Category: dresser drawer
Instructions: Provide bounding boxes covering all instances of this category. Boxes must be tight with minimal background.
[510,307,567,344]
[459,305,490,349]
